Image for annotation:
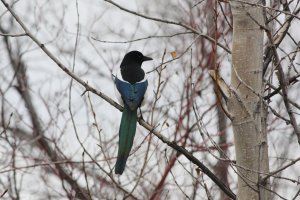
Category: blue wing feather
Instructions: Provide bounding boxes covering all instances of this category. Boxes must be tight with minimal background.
[114,77,147,174]
[115,77,148,110]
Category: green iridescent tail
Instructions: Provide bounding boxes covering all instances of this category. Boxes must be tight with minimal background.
[115,105,137,174]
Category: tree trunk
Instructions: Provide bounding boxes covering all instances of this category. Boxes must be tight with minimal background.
[229,1,270,199]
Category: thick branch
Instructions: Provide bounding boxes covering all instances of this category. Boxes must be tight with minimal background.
[138,119,236,199]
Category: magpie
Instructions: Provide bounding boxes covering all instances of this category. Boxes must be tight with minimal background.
[114,51,152,174]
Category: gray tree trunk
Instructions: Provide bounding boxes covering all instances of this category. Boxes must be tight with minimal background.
[229,1,270,199]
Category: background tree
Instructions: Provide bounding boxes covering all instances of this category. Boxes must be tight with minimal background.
[229,1,269,199]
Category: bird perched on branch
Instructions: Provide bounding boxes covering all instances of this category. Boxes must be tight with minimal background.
[114,51,152,175]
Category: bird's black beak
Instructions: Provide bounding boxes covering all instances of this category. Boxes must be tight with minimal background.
[142,56,153,62]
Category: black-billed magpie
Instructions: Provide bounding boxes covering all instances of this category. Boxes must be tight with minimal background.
[114,51,152,175]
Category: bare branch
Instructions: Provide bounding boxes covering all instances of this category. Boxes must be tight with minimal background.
[103,0,231,53]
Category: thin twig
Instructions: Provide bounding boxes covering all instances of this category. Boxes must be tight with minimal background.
[164,150,191,199]
[0,189,8,198]
[82,152,93,200]
[91,31,194,43]
[261,156,300,184]
[0,32,26,37]
[147,35,200,74]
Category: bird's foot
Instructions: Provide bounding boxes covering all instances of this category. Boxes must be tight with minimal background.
[138,115,144,125]
[138,108,144,124]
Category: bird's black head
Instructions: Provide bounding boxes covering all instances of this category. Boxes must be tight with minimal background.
[120,51,152,68]
[120,51,152,84]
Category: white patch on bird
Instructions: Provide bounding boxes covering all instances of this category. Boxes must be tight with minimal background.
[140,88,147,106]
[114,70,124,105]
[115,70,147,83]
